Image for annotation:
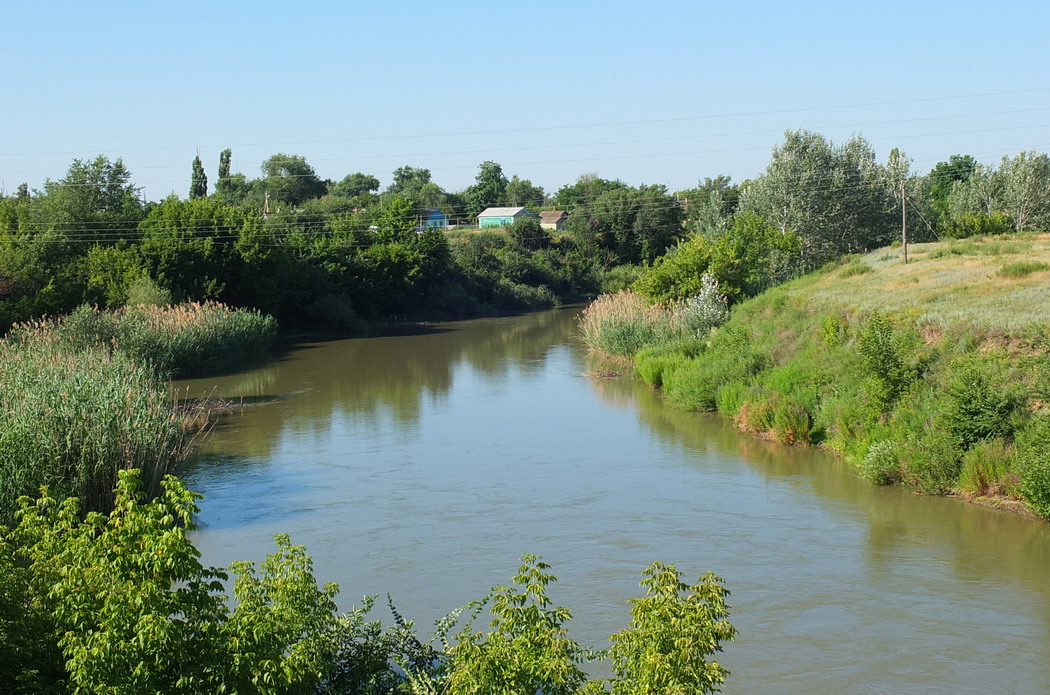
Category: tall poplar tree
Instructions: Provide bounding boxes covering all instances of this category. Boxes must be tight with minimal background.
[189,155,208,199]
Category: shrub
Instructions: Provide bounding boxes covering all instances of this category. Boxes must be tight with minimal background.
[857,311,914,409]
[771,397,814,445]
[714,381,748,416]
[998,261,1049,279]
[608,563,736,694]
[635,349,691,388]
[3,472,344,694]
[900,431,962,495]
[678,272,730,338]
[1015,416,1050,518]
[943,211,1014,239]
[840,261,873,277]
[938,356,1022,449]
[862,440,902,484]
[125,275,172,306]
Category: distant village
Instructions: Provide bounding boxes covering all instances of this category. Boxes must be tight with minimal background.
[418,207,569,231]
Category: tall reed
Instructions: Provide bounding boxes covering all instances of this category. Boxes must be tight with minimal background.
[577,290,682,358]
[10,301,277,378]
[0,330,202,519]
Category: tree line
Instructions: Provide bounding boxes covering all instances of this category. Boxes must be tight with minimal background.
[2,132,1047,332]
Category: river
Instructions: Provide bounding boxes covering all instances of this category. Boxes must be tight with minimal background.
[178,306,1050,694]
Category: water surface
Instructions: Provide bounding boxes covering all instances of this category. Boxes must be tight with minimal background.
[180,307,1050,694]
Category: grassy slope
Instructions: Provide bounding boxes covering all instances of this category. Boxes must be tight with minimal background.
[805,235,1050,330]
[641,233,1050,518]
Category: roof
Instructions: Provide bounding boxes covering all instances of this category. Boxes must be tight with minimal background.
[477,206,530,218]
[539,210,569,223]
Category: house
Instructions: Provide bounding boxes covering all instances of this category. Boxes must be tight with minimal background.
[417,208,449,231]
[539,210,569,231]
[477,206,540,228]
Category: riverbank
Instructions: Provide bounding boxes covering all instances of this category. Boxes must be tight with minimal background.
[580,234,1050,520]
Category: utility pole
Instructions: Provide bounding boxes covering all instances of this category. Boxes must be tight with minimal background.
[901,180,908,264]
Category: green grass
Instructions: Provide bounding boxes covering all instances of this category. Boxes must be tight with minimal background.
[998,260,1050,278]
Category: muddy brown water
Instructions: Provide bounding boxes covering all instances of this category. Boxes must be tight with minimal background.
[178,307,1050,694]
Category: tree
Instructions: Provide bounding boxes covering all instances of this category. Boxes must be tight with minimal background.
[216,148,232,194]
[999,150,1050,232]
[928,154,977,220]
[507,216,550,251]
[569,183,683,265]
[386,165,445,209]
[465,160,509,217]
[330,172,380,199]
[678,175,740,237]
[260,153,326,206]
[504,175,545,207]
[740,130,895,267]
[552,173,628,209]
[189,155,208,200]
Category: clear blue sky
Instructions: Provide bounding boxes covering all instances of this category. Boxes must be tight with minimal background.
[4,0,1048,201]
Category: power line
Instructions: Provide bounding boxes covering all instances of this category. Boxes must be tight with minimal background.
[4,86,1049,158]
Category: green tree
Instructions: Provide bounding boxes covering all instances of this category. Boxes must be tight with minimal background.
[999,150,1050,232]
[261,153,326,206]
[740,130,895,266]
[609,562,736,695]
[330,172,380,199]
[504,175,545,207]
[465,160,510,218]
[189,155,208,200]
[386,165,445,209]
[928,154,977,221]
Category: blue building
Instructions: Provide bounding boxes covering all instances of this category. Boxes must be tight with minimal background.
[417,208,449,231]
[477,206,539,228]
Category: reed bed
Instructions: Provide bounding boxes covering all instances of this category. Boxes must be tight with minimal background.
[577,290,683,358]
[0,331,201,519]
[10,301,277,378]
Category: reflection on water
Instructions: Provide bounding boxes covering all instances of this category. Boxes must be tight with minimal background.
[179,307,1050,695]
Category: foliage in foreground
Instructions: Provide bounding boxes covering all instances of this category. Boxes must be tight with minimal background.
[0,473,736,695]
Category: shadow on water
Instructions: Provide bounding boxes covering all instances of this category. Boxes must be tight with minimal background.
[176,306,583,463]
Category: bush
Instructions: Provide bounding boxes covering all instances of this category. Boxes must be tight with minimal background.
[635,349,691,388]
[3,472,344,694]
[771,397,814,445]
[1015,416,1050,518]
[943,211,1014,239]
[900,431,962,495]
[678,271,729,338]
[938,356,1022,449]
[862,440,902,484]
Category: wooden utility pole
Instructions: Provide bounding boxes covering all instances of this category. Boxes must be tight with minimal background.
[901,180,908,264]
